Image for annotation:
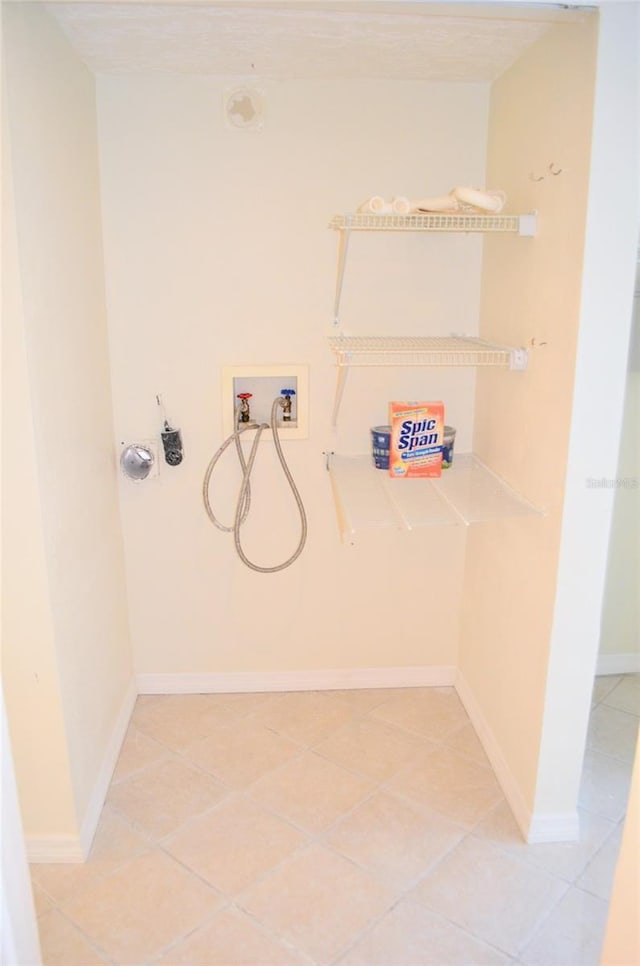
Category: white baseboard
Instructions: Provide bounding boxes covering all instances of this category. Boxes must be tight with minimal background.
[596,652,640,676]
[527,811,580,844]
[78,677,137,858]
[26,677,137,864]
[454,671,534,840]
[136,665,457,695]
[28,665,586,856]
[25,835,85,864]
[454,671,579,844]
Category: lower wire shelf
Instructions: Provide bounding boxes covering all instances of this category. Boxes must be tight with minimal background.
[328,453,543,542]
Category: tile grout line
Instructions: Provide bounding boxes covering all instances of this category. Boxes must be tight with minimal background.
[311,797,506,963]
[127,686,477,791]
[73,687,514,964]
[324,825,520,966]
[573,822,625,902]
[225,900,318,966]
[512,878,576,962]
[34,683,635,965]
[143,903,232,966]
[144,681,634,965]
[462,800,620,887]
[48,904,116,966]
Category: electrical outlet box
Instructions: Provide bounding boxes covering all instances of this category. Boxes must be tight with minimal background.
[222,365,309,439]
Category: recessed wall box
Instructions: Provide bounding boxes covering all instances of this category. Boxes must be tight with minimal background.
[222,365,309,439]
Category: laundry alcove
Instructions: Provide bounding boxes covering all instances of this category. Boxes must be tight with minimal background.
[2,0,638,877]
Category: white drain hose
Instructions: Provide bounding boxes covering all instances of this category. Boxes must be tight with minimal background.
[202,398,307,572]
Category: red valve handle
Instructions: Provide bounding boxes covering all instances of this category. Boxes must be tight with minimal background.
[237,393,253,400]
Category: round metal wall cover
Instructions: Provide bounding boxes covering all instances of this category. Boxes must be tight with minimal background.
[120,444,155,482]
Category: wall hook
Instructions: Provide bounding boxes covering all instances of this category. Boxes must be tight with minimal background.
[529,171,545,182]
[548,162,563,176]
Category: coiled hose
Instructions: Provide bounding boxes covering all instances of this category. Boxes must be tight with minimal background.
[202,397,307,572]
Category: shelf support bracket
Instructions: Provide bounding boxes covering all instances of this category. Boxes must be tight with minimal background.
[518,213,537,237]
[509,348,529,370]
[333,217,353,326]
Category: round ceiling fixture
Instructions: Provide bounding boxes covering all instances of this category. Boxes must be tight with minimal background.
[224,86,265,132]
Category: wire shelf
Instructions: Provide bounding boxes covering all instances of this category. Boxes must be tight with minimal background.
[329,213,536,235]
[328,335,526,369]
[328,453,543,542]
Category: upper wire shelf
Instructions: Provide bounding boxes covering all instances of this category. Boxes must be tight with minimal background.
[328,211,536,329]
[327,335,528,424]
[326,209,535,424]
[328,335,527,370]
[328,212,537,235]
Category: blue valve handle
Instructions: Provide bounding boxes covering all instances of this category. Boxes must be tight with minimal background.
[281,389,296,396]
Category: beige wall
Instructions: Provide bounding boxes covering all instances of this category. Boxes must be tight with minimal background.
[4,0,633,867]
[1,693,41,964]
[97,74,490,676]
[601,734,640,965]
[2,87,78,839]
[599,283,640,663]
[2,4,133,838]
[534,2,639,827]
[458,17,599,822]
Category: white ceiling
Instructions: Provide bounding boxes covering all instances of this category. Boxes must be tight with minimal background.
[42,2,586,82]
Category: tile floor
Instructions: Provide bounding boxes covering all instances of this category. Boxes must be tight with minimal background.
[31,674,639,966]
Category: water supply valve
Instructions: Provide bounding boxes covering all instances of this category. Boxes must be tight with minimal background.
[280,388,295,422]
[237,392,253,423]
